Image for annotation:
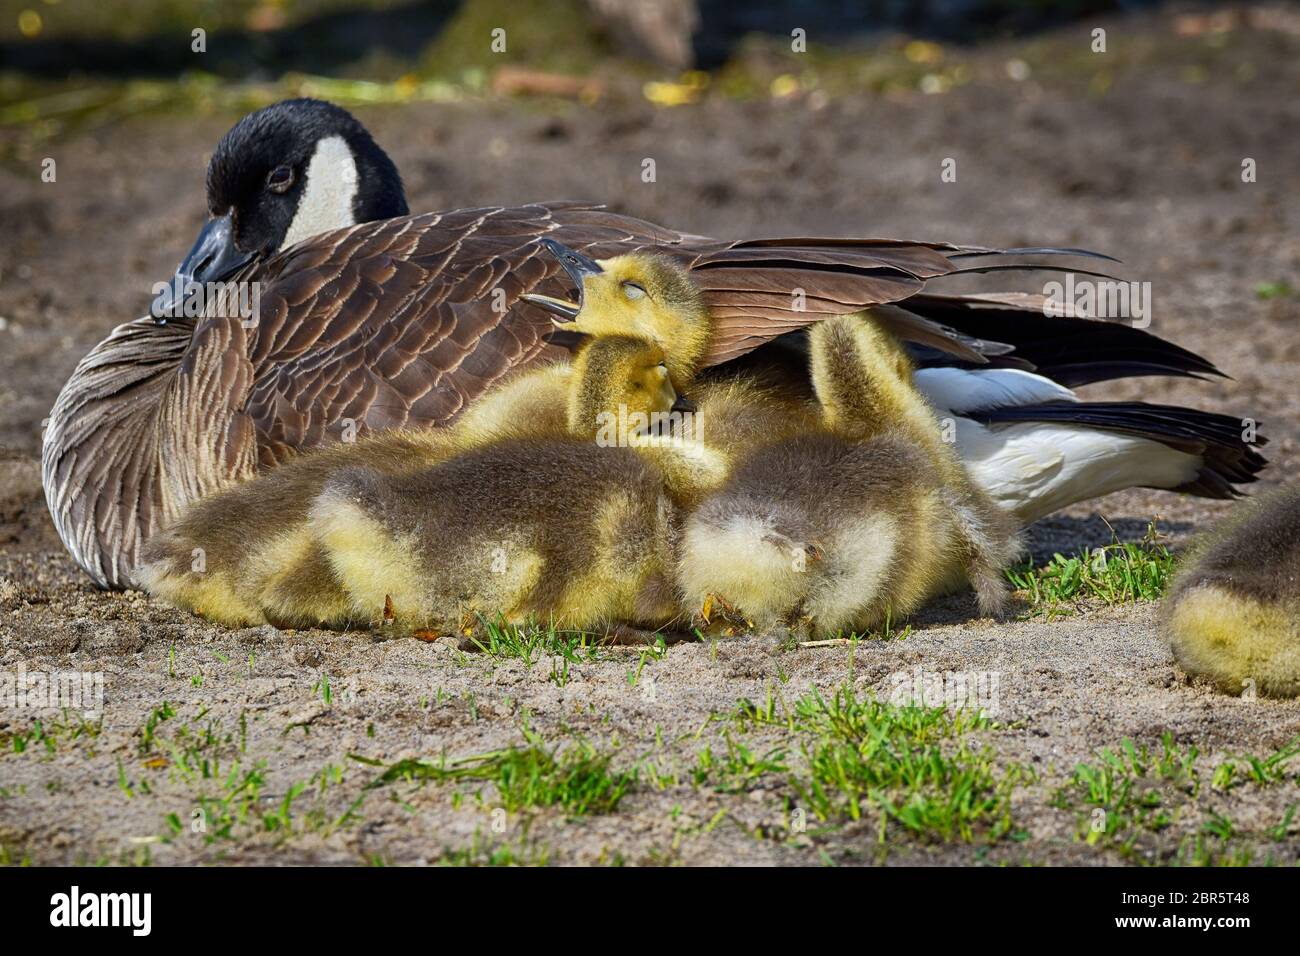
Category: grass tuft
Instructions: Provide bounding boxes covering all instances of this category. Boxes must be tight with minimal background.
[1053,733,1199,853]
[786,687,1022,843]
[1005,520,1174,618]
[358,726,637,817]
[1053,733,1300,864]
[697,684,1027,845]
[468,616,625,686]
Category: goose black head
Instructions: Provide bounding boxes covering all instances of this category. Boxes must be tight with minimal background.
[152,98,408,321]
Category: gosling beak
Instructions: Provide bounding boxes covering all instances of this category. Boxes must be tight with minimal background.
[520,237,604,320]
[671,393,697,414]
[151,213,255,323]
[521,293,581,320]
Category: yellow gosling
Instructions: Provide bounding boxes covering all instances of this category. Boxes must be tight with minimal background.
[309,333,710,634]
[1163,485,1300,697]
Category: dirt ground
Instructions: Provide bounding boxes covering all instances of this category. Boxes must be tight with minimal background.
[1,10,1299,865]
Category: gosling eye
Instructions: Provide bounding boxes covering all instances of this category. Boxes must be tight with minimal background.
[622,280,646,301]
[266,164,295,194]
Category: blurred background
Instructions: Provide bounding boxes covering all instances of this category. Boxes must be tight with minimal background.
[0,0,1297,556]
[1,0,1289,153]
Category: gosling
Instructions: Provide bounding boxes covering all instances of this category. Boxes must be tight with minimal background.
[524,242,822,464]
[677,315,1018,638]
[1162,485,1300,698]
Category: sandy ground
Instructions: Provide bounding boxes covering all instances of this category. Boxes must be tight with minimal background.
[1,10,1299,865]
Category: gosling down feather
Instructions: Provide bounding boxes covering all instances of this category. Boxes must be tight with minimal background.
[1162,485,1300,698]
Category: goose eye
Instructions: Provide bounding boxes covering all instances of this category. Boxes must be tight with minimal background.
[266,165,295,193]
[622,281,646,301]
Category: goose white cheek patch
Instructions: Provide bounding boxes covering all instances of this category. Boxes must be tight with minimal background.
[280,134,358,251]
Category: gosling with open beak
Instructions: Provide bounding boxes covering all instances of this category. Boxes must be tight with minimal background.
[521,237,603,321]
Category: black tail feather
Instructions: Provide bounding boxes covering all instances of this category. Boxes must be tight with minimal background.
[898,292,1224,386]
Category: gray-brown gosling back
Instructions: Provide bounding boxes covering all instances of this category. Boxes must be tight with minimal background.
[1162,485,1300,698]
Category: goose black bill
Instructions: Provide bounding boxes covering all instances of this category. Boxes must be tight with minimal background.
[151,213,256,323]
[520,237,602,320]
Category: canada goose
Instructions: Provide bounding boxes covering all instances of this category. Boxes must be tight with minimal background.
[806,313,1019,610]
[137,330,710,633]
[1162,486,1300,698]
[524,240,714,391]
[677,431,999,636]
[563,331,727,507]
[45,98,1265,589]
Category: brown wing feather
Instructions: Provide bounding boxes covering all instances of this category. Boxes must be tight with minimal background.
[238,203,1001,455]
[690,241,960,277]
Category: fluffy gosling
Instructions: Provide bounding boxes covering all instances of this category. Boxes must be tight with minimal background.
[1162,485,1300,698]
[677,312,1019,637]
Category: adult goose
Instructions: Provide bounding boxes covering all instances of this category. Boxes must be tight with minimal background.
[43,99,1265,589]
